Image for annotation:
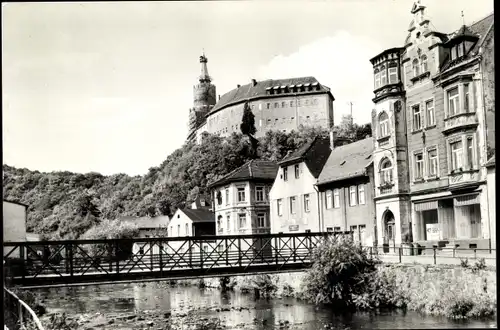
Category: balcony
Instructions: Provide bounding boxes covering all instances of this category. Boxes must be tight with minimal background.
[378,182,395,195]
[448,168,480,189]
[443,112,478,135]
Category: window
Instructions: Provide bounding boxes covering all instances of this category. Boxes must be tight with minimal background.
[274,102,279,108]
[277,199,283,216]
[290,196,297,214]
[226,215,231,232]
[177,225,180,236]
[374,69,380,89]
[412,104,422,131]
[358,185,365,205]
[333,189,340,208]
[217,215,222,232]
[426,100,435,126]
[304,194,310,212]
[265,186,270,201]
[334,227,341,232]
[428,148,438,177]
[464,83,470,112]
[216,191,222,205]
[283,167,288,181]
[327,227,333,233]
[256,187,264,202]
[282,101,285,108]
[267,103,270,109]
[412,58,420,77]
[349,186,357,206]
[225,189,229,205]
[388,67,398,84]
[290,101,294,107]
[415,152,424,180]
[237,187,245,202]
[421,55,428,72]
[326,190,333,209]
[380,66,387,86]
[238,214,247,228]
[257,214,266,228]
[379,112,389,137]
[466,137,474,169]
[170,226,173,235]
[294,164,300,179]
[185,223,189,236]
[305,99,309,106]
[448,87,459,116]
[380,158,393,184]
[457,44,464,57]
[450,140,463,171]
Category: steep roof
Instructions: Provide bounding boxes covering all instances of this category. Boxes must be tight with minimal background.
[119,215,170,229]
[181,209,215,223]
[317,138,375,185]
[209,76,333,115]
[209,160,278,188]
[440,13,494,72]
[279,136,332,178]
[485,154,495,168]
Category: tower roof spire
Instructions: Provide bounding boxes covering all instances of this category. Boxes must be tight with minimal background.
[198,51,211,83]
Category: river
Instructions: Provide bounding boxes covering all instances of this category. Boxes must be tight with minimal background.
[33,282,496,329]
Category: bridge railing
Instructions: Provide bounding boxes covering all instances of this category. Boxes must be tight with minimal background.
[3,286,45,330]
[3,232,353,284]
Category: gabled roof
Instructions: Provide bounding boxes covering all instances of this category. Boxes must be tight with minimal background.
[440,13,494,72]
[485,154,495,168]
[208,160,278,188]
[119,215,170,229]
[317,138,375,185]
[209,76,333,115]
[3,200,28,208]
[181,209,215,223]
[279,136,332,178]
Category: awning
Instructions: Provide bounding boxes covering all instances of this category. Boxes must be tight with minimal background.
[414,200,438,212]
[454,194,480,207]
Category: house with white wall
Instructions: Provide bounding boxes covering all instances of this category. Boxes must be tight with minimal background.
[3,200,28,258]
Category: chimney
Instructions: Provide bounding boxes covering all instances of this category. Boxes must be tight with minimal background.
[237,84,241,88]
[329,131,337,150]
[251,79,257,86]
[218,95,221,100]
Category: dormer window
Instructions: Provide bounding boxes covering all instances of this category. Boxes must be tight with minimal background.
[412,59,420,77]
[420,55,428,73]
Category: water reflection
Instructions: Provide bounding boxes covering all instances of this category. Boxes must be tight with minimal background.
[34,282,496,329]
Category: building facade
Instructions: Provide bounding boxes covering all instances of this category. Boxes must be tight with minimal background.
[209,160,278,256]
[316,138,377,246]
[3,200,28,258]
[269,136,331,234]
[485,155,495,248]
[370,1,494,249]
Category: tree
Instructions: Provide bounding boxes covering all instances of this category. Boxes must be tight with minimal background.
[240,101,256,136]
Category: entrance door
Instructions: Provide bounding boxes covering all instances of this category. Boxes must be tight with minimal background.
[383,210,396,253]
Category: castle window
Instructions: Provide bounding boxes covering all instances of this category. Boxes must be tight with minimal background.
[380,158,393,185]
[290,101,294,107]
[388,67,398,84]
[412,59,420,77]
[274,102,279,108]
[297,100,301,106]
[374,69,380,89]
[305,99,309,106]
[379,111,389,137]
[380,65,387,86]
[421,55,428,73]
[282,101,286,108]
[267,103,270,109]
[412,104,422,131]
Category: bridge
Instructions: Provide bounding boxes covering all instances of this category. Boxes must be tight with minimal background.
[3,232,351,287]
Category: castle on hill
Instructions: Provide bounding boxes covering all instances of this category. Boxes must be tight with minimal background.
[187,54,336,143]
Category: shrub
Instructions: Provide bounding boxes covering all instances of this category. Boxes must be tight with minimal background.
[251,274,277,298]
[301,236,380,308]
[197,278,206,289]
[471,258,487,273]
[281,283,295,297]
[459,257,470,269]
[44,313,79,330]
[219,276,233,291]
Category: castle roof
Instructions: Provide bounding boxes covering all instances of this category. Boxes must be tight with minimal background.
[208,160,278,188]
[208,76,333,116]
[317,138,374,185]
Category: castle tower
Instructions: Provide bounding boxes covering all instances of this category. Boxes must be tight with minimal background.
[369,46,411,249]
[188,52,217,141]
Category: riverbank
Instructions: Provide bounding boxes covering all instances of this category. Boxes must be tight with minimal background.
[164,263,497,319]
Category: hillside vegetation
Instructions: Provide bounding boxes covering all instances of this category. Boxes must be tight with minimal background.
[3,124,371,240]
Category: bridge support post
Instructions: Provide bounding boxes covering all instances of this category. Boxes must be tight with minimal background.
[114,241,119,276]
[293,237,296,263]
[188,240,193,268]
[107,243,113,272]
[200,241,203,269]
[69,243,74,277]
[274,237,279,265]
[238,238,242,267]
[159,241,163,276]
[150,242,154,271]
[225,238,229,266]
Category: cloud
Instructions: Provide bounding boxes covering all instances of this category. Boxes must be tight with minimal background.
[256,31,381,125]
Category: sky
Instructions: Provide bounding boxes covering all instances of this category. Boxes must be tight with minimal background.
[2,0,494,176]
